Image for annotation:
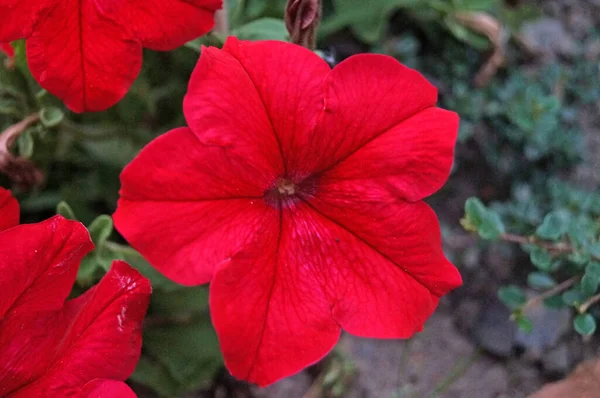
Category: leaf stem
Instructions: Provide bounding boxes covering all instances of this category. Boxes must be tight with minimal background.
[500,232,575,254]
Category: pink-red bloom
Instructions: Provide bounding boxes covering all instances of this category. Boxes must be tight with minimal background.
[0,187,151,397]
[114,38,462,386]
[0,0,222,113]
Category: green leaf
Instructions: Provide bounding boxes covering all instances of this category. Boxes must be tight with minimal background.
[527,272,556,289]
[516,316,533,334]
[562,289,585,306]
[535,210,571,240]
[321,0,420,44]
[452,0,498,11]
[139,317,223,394]
[56,201,77,220]
[17,130,34,158]
[232,18,289,41]
[574,313,596,336]
[498,285,526,310]
[39,106,64,128]
[87,215,113,248]
[463,197,505,240]
[150,287,210,316]
[529,247,552,271]
[581,262,600,296]
[543,295,566,309]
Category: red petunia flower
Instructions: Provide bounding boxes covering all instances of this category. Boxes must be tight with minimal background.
[0,0,222,113]
[114,38,462,386]
[0,187,151,397]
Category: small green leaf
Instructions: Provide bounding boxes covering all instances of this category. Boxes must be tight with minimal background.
[535,210,570,240]
[498,285,526,310]
[527,272,556,290]
[581,262,600,296]
[17,131,34,158]
[39,106,64,128]
[87,215,113,247]
[463,197,505,240]
[543,295,566,309]
[56,201,76,220]
[529,247,552,271]
[562,289,585,306]
[232,18,289,41]
[574,313,596,336]
[516,316,533,334]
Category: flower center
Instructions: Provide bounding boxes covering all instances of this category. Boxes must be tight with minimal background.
[277,179,297,196]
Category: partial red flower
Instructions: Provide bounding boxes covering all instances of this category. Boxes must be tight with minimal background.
[0,0,222,113]
[0,187,151,397]
[114,38,462,386]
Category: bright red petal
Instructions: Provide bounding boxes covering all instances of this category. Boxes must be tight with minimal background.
[301,189,462,336]
[6,261,150,397]
[323,107,459,201]
[26,0,142,112]
[221,38,330,179]
[0,187,19,231]
[114,127,275,285]
[81,379,136,398]
[120,0,221,50]
[210,206,341,387]
[0,0,53,42]
[0,216,93,319]
[183,45,288,175]
[305,53,438,174]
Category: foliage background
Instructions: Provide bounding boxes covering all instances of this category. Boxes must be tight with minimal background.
[1,0,599,396]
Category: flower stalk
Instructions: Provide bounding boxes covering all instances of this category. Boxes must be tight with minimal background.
[0,113,44,188]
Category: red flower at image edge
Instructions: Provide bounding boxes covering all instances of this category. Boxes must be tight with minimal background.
[114,38,462,386]
[0,187,151,397]
[0,0,221,113]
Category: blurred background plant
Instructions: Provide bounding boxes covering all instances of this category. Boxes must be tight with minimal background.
[1,0,599,396]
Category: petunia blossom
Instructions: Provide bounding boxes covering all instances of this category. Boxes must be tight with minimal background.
[114,38,462,386]
[0,0,222,113]
[0,187,151,397]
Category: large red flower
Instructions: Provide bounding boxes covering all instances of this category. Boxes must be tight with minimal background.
[114,38,462,386]
[0,0,222,113]
[0,187,151,397]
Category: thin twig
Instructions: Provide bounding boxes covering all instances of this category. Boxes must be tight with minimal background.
[579,293,600,314]
[500,233,575,254]
[0,113,44,188]
[521,276,579,312]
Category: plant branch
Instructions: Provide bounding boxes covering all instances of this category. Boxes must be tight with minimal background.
[500,232,575,254]
[521,276,579,312]
[0,113,44,188]
[579,293,600,314]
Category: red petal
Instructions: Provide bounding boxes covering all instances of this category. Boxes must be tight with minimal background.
[301,190,462,335]
[221,38,331,178]
[120,0,222,50]
[0,0,53,42]
[183,45,287,175]
[26,0,142,112]
[81,379,136,398]
[115,127,275,285]
[323,107,459,201]
[0,187,19,231]
[210,206,341,386]
[6,261,150,397]
[306,54,438,174]
[0,216,93,319]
